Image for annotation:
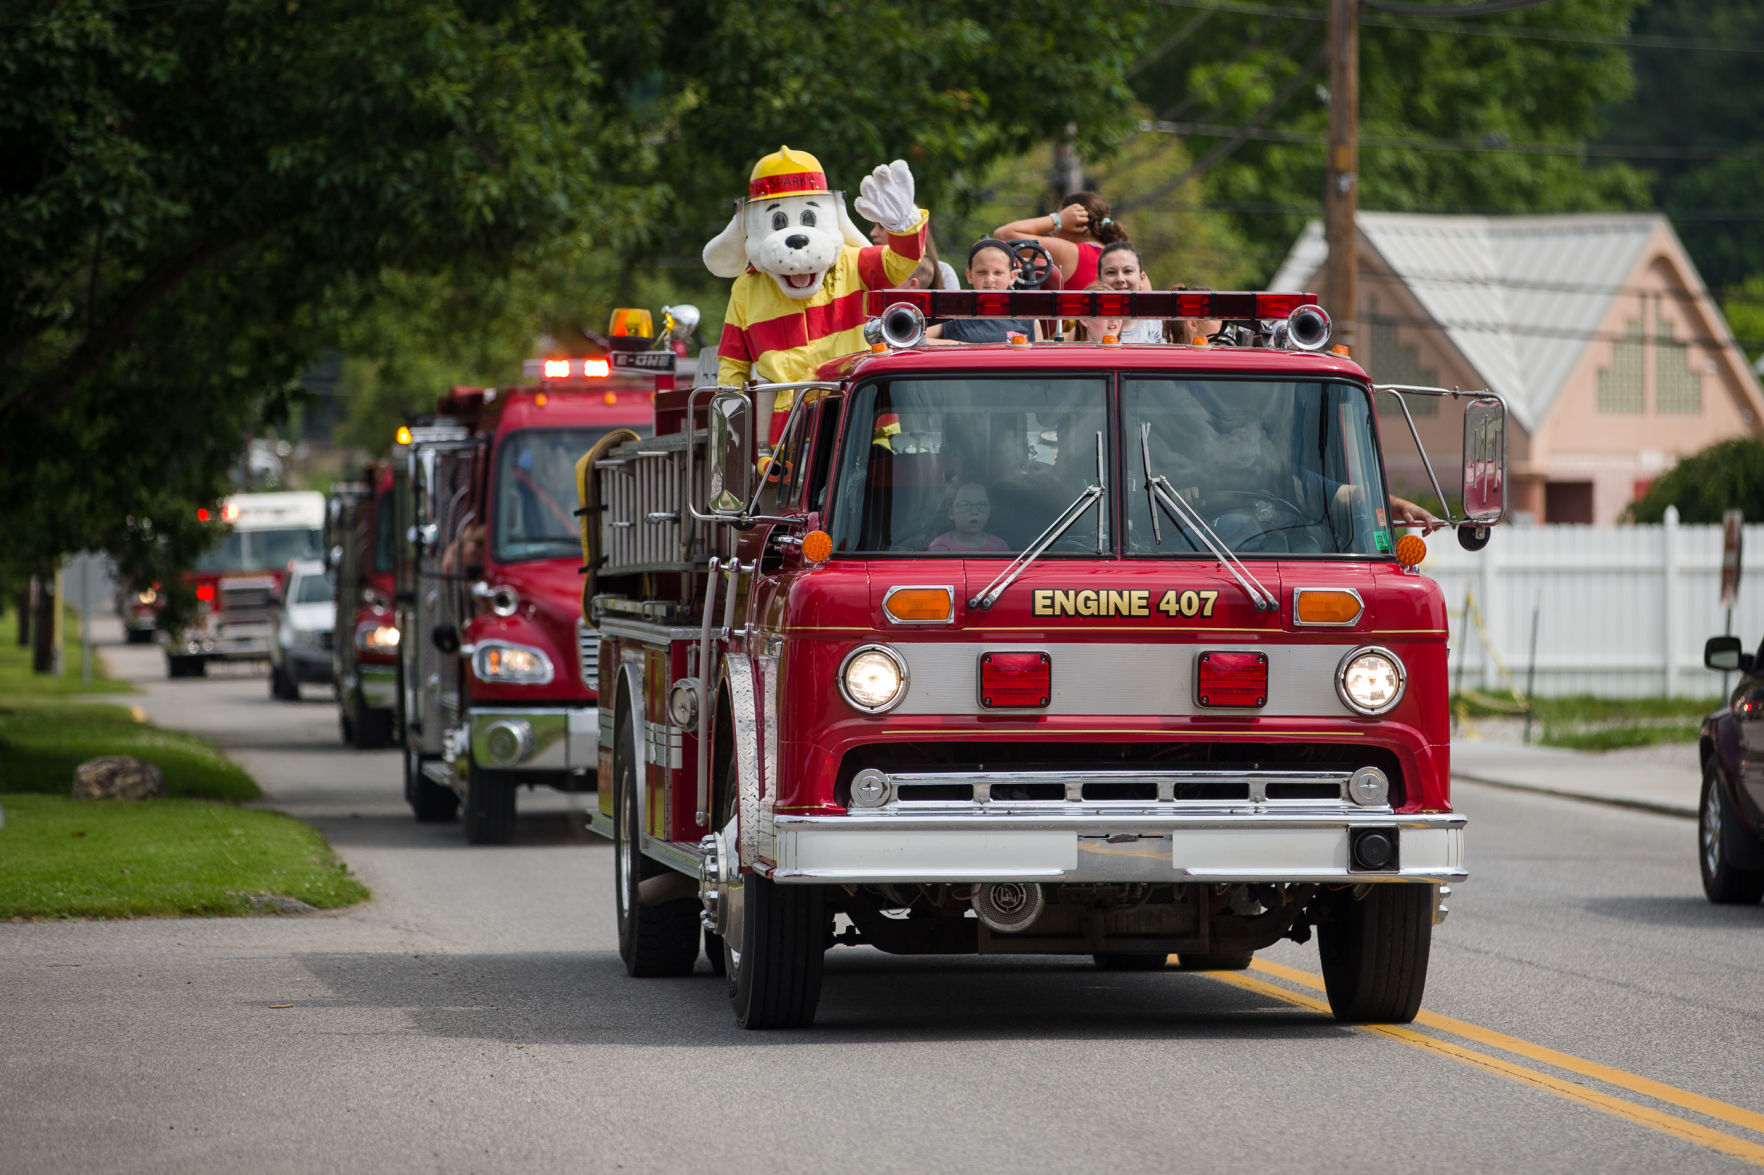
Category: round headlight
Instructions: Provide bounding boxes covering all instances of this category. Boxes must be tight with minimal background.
[840,645,907,713]
[1336,647,1406,715]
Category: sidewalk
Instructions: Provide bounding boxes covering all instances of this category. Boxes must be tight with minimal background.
[1451,736,1701,818]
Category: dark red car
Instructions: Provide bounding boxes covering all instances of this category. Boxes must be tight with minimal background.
[1698,635,1764,903]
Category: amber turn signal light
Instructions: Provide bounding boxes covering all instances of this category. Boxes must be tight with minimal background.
[884,587,952,623]
[800,530,833,564]
[1294,588,1364,626]
[1395,534,1427,567]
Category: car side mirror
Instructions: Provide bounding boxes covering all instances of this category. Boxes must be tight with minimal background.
[1705,635,1752,674]
[706,391,753,514]
[1461,396,1505,526]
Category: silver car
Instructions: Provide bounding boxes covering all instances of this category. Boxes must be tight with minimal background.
[269,559,335,701]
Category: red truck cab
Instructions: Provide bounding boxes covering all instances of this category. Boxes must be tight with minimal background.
[327,464,402,746]
[395,345,669,842]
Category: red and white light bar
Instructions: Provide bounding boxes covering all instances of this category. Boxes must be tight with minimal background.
[522,357,612,380]
[862,289,1317,321]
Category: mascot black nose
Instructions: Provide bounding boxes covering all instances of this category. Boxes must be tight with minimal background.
[785,233,809,250]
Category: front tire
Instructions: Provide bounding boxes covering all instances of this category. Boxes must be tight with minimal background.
[351,698,395,749]
[405,743,459,823]
[613,712,700,977]
[1318,884,1433,1023]
[728,874,825,1029]
[1093,953,1169,971]
[1700,759,1764,904]
[462,761,516,845]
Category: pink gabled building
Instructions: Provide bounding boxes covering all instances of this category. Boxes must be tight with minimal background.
[1271,213,1764,523]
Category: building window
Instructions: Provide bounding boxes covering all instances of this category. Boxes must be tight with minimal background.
[1655,319,1702,415]
[1367,296,1437,416]
[1596,320,1645,413]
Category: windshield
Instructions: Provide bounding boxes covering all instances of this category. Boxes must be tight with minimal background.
[193,527,321,572]
[1124,378,1390,557]
[292,570,333,604]
[493,427,612,563]
[829,377,1109,555]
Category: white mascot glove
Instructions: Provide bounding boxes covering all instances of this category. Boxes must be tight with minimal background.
[853,160,920,234]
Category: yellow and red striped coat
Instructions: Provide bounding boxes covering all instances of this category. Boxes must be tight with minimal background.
[717,218,926,441]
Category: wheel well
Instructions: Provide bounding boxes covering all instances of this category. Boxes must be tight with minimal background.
[711,687,735,824]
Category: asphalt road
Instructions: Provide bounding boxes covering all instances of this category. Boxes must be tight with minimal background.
[4,625,1763,1174]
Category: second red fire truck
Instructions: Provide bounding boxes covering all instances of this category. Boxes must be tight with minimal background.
[578,288,1507,1028]
[392,320,676,842]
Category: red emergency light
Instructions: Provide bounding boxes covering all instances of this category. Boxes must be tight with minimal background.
[979,651,1051,708]
[539,358,612,380]
[861,289,1318,321]
[196,507,210,522]
[195,583,215,603]
[1195,651,1268,708]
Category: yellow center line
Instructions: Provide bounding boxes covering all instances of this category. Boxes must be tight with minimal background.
[1250,958,1764,1137]
[1198,964,1764,1168]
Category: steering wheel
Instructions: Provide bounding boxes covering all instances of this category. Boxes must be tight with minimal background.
[1204,489,1309,548]
[1011,240,1054,290]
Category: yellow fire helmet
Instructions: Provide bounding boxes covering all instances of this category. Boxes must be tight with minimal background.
[747,145,830,202]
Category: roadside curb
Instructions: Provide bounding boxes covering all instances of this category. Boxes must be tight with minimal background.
[1453,771,1697,820]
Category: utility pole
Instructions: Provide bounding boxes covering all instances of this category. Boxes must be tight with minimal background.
[1324,0,1359,352]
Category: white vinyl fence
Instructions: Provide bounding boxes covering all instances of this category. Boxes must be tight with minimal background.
[1419,507,1763,699]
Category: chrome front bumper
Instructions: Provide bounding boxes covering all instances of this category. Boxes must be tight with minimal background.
[766,768,1465,885]
[467,705,599,773]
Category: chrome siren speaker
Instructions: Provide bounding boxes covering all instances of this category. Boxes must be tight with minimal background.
[1285,304,1332,351]
[878,302,927,349]
[971,881,1045,933]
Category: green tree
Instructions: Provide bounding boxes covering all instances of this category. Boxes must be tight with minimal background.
[1126,0,1649,280]
[1627,437,1764,523]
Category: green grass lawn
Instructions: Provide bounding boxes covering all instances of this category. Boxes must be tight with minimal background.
[0,699,259,800]
[1454,692,1721,752]
[0,610,365,919]
[0,794,367,919]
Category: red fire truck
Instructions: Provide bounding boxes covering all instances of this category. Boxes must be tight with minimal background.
[165,491,326,677]
[327,464,401,747]
[579,288,1508,1029]
[393,325,675,842]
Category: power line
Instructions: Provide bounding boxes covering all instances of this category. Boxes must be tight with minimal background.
[1121,44,1329,213]
[1130,7,1217,76]
[1142,118,1743,161]
[1150,24,1319,123]
[1151,0,1764,54]
[1362,0,1559,14]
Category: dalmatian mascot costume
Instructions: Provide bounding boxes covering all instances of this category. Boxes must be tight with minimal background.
[704,146,927,442]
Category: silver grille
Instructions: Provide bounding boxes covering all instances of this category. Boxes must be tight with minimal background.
[871,770,1365,812]
[220,577,275,622]
[576,618,600,693]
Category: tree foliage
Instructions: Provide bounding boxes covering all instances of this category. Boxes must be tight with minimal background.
[1599,0,1764,294]
[1627,438,1764,523]
[2,0,1152,590]
[1126,0,1649,281]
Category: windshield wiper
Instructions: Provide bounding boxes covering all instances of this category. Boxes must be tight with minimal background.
[1139,422,1277,613]
[969,432,1107,611]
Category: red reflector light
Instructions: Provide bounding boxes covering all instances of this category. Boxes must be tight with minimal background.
[1255,292,1309,317]
[975,291,1013,316]
[1196,650,1267,708]
[1054,291,1093,319]
[1095,292,1133,317]
[979,651,1051,708]
[195,584,215,602]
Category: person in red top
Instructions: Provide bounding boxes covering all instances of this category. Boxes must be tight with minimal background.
[994,192,1129,290]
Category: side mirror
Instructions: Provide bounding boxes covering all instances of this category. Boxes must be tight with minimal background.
[431,623,460,655]
[706,391,752,514]
[1461,396,1506,525]
[1705,635,1753,674]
